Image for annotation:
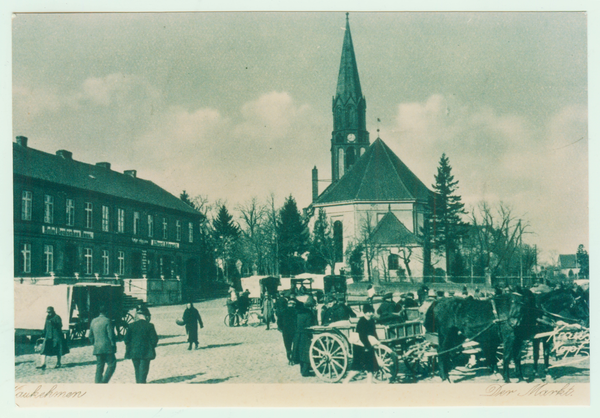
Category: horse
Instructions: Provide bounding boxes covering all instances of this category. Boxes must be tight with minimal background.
[530,286,589,379]
[424,289,537,383]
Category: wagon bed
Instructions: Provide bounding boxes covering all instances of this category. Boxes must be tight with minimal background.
[307,310,427,383]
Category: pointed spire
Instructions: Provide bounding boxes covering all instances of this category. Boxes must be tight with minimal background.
[336,13,362,101]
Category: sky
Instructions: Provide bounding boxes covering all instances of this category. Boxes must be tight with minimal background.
[11,10,589,264]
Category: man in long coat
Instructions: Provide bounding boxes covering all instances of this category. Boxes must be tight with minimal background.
[277,297,297,365]
[292,296,317,376]
[182,303,203,350]
[125,307,159,384]
[88,305,117,383]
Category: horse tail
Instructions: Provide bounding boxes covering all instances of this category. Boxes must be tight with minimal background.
[424,301,437,333]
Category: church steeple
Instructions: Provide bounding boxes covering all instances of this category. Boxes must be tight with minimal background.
[331,13,369,183]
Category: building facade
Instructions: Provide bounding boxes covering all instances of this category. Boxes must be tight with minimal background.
[311,15,434,282]
[13,136,204,304]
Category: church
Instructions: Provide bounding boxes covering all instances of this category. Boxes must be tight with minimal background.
[310,14,434,282]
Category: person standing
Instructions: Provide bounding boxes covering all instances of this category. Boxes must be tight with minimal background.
[37,306,69,369]
[182,303,204,350]
[292,296,317,376]
[376,292,396,322]
[125,306,158,384]
[262,293,275,330]
[88,305,117,383]
[344,304,380,384]
[226,286,239,327]
[277,297,297,365]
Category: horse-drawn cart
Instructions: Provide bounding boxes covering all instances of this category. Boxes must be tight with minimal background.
[307,309,427,382]
[15,282,134,341]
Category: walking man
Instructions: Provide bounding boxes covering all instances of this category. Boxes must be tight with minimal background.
[182,303,204,350]
[88,305,117,383]
[125,306,158,384]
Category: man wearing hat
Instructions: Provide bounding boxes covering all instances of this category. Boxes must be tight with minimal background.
[376,292,396,322]
[292,296,317,376]
[277,297,297,365]
[417,285,429,306]
[403,293,418,308]
[320,295,335,326]
[327,294,356,324]
[418,289,437,319]
[125,306,159,384]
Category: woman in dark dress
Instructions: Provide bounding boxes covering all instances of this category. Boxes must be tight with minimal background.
[344,304,380,384]
[37,306,69,369]
[182,303,204,350]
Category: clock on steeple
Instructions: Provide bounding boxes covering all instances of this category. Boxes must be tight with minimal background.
[330,13,370,183]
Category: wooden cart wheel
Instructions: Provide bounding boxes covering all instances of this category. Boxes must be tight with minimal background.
[116,313,135,339]
[403,340,435,379]
[374,345,399,382]
[69,323,87,341]
[309,332,349,382]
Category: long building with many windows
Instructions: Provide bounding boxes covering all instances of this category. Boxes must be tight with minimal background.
[13,136,204,304]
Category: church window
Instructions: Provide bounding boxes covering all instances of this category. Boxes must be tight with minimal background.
[360,147,366,156]
[345,147,356,169]
[388,254,400,271]
[345,107,352,127]
[335,107,343,128]
[338,149,345,178]
[333,220,343,263]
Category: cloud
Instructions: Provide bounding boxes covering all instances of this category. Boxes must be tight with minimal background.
[13,85,64,116]
[234,91,311,141]
[386,94,588,259]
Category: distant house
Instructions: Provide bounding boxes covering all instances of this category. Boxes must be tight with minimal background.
[558,254,580,278]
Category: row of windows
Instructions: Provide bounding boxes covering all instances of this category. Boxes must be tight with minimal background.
[18,243,182,280]
[19,243,125,276]
[21,191,195,243]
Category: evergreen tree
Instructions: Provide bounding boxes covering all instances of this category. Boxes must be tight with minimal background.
[180,190,194,208]
[212,205,240,283]
[308,209,336,273]
[277,195,309,276]
[576,244,589,279]
[431,153,468,278]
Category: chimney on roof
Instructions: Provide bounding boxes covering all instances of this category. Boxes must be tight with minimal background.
[56,150,73,160]
[16,136,28,148]
[124,170,137,178]
[312,166,319,203]
[96,162,111,170]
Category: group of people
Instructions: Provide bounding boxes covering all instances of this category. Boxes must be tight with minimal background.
[36,304,159,384]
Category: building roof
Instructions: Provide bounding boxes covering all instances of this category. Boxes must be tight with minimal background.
[13,142,201,216]
[369,211,420,246]
[335,14,363,103]
[558,254,578,269]
[314,137,432,205]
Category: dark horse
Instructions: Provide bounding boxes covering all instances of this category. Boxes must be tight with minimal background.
[531,287,589,379]
[424,290,537,383]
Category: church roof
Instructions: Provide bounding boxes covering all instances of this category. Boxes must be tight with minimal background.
[370,211,420,246]
[13,142,201,216]
[315,137,432,205]
[335,14,363,103]
[558,254,578,269]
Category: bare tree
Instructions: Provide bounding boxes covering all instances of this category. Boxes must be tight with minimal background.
[237,197,269,275]
[468,202,532,282]
[358,211,382,284]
